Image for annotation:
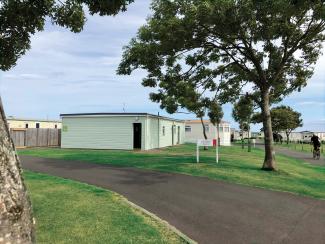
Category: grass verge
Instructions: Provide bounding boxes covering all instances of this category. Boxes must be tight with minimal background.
[25,171,186,244]
[20,144,325,199]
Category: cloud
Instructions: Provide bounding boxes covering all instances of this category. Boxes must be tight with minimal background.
[300,120,325,132]
[296,101,325,106]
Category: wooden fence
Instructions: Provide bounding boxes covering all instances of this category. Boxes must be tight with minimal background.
[10,128,61,148]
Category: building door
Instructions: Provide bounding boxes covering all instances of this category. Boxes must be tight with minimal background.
[177,126,180,144]
[133,123,142,149]
[172,125,174,145]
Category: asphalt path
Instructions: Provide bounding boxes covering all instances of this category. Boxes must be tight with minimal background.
[21,155,325,244]
[256,142,325,166]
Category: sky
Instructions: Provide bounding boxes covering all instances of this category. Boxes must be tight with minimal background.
[0,0,324,132]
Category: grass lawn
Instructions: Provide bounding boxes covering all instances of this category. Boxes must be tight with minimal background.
[25,171,185,244]
[20,144,325,199]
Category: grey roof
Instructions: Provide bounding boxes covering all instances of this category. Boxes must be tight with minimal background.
[60,112,184,122]
[7,116,61,123]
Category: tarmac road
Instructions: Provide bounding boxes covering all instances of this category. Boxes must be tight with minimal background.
[21,155,325,244]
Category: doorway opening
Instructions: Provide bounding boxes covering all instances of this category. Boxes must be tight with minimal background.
[177,126,180,144]
[133,123,142,149]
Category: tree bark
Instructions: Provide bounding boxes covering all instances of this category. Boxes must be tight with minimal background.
[286,131,290,145]
[240,128,244,149]
[200,117,208,150]
[0,97,34,243]
[216,123,220,147]
[261,90,276,170]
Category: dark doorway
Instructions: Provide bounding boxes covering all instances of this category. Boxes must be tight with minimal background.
[133,123,142,149]
[177,126,180,144]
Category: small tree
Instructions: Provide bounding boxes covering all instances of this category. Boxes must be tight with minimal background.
[208,101,224,146]
[0,1,134,242]
[271,106,303,144]
[147,71,223,147]
[118,0,325,171]
[232,95,254,151]
[253,106,303,145]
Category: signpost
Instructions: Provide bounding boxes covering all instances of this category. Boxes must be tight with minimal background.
[196,138,218,163]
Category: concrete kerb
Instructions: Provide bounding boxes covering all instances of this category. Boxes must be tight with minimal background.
[124,197,197,244]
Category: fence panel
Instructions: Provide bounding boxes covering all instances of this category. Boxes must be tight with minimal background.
[10,129,25,147]
[25,129,38,147]
[48,129,60,146]
[10,128,61,148]
[37,129,48,146]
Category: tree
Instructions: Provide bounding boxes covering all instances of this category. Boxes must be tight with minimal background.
[147,65,223,146]
[254,106,303,144]
[0,1,134,243]
[118,0,325,170]
[232,95,254,151]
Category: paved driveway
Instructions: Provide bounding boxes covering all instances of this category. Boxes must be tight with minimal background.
[21,155,325,244]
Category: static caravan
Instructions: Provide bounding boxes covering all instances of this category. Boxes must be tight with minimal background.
[185,120,231,146]
[7,117,61,129]
[60,113,185,150]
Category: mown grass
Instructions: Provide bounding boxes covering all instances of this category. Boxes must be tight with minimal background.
[20,144,325,199]
[24,171,185,244]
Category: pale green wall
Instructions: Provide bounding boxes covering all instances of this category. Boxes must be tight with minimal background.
[145,117,185,149]
[61,116,146,150]
[62,115,185,150]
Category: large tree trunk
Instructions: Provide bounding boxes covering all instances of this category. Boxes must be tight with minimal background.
[0,98,34,243]
[200,117,208,150]
[261,90,276,170]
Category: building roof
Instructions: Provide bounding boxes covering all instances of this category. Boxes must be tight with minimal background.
[185,119,230,125]
[7,116,61,123]
[60,112,184,123]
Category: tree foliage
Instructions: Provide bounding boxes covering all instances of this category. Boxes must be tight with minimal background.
[118,0,325,170]
[232,95,254,130]
[232,95,254,150]
[0,0,134,71]
[253,105,303,143]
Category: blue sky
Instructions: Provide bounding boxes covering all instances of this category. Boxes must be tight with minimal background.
[0,0,324,132]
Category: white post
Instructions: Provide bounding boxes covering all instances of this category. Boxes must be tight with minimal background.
[216,125,219,163]
[196,144,199,163]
